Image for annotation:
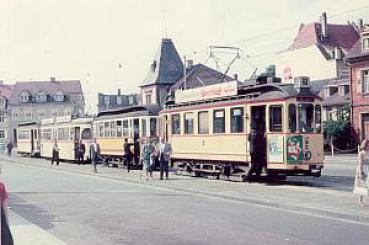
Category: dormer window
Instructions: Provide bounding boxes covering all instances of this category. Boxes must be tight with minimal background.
[363,37,369,51]
[324,87,330,97]
[338,85,349,96]
[54,90,65,102]
[36,91,48,102]
[19,91,31,102]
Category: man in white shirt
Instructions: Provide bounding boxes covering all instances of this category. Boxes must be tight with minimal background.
[89,138,100,173]
[157,137,172,180]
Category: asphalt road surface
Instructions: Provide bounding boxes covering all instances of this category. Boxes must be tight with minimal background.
[1,155,369,245]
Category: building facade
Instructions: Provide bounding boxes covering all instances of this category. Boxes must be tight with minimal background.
[139,38,184,106]
[276,12,360,122]
[97,89,139,112]
[8,78,85,144]
[0,82,14,148]
[347,25,369,141]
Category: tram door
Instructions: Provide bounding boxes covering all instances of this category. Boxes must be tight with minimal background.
[31,130,34,153]
[133,119,140,164]
[74,127,80,159]
[250,106,267,163]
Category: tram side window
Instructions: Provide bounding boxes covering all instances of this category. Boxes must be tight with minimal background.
[58,127,69,141]
[298,104,314,133]
[99,123,104,138]
[213,110,225,134]
[231,108,244,133]
[142,119,147,137]
[81,128,92,140]
[269,106,283,132]
[150,118,157,137]
[315,105,322,133]
[111,121,117,137]
[198,111,209,134]
[104,122,111,137]
[171,114,181,135]
[70,127,75,141]
[117,121,123,137]
[123,120,129,137]
[42,129,52,140]
[288,104,297,133]
[18,130,30,140]
[184,113,194,134]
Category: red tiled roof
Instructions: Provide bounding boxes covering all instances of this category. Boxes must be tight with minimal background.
[0,85,14,100]
[288,22,359,50]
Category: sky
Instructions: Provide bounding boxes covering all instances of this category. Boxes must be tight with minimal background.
[0,0,368,113]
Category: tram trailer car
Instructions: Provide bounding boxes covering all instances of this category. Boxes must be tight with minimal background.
[40,116,93,161]
[16,122,41,156]
[161,77,324,180]
[94,105,161,166]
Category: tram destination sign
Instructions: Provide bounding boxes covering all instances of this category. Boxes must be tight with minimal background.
[175,81,238,104]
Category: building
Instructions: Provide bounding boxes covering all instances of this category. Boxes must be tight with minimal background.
[347,24,369,141]
[0,81,14,147]
[140,38,184,106]
[97,89,139,112]
[8,77,85,144]
[276,12,360,122]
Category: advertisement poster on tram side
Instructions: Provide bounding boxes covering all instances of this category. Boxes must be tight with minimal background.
[287,136,303,163]
[268,135,284,162]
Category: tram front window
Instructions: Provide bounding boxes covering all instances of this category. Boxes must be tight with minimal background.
[81,128,92,140]
[298,104,314,133]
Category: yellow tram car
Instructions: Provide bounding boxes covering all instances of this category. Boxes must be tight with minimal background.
[161,76,324,180]
[40,116,93,161]
[93,105,161,165]
[16,122,40,156]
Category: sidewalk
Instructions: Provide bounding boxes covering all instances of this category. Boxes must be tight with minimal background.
[9,210,66,245]
[4,155,369,226]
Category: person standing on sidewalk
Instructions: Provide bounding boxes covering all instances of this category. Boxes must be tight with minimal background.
[141,138,154,180]
[354,139,369,206]
[6,141,12,158]
[75,140,86,165]
[123,138,133,173]
[157,137,172,180]
[51,140,60,166]
[0,180,14,245]
[89,138,100,173]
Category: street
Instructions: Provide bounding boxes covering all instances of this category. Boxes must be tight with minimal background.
[1,154,369,245]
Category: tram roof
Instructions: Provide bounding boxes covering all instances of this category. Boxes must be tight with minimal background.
[165,82,321,110]
[17,122,38,127]
[96,104,161,119]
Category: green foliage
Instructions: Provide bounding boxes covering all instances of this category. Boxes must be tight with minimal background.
[324,119,350,140]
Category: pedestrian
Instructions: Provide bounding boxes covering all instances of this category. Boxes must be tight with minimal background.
[157,137,172,180]
[247,127,266,181]
[89,138,100,173]
[123,138,133,173]
[141,138,153,180]
[0,180,14,245]
[51,139,60,166]
[353,139,369,206]
[75,140,86,165]
[6,141,13,158]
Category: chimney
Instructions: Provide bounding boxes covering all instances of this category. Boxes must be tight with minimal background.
[187,59,193,67]
[50,77,56,82]
[320,12,328,40]
[233,74,238,81]
[118,89,121,95]
[358,19,364,29]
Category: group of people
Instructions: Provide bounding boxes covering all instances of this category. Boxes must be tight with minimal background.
[123,137,172,180]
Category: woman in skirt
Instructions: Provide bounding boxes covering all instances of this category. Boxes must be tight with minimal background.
[354,139,369,206]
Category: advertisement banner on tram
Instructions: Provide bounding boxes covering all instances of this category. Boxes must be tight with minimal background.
[287,135,303,163]
[268,135,284,162]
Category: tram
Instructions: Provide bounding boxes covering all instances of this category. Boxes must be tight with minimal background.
[40,116,93,161]
[16,122,40,156]
[93,105,161,165]
[161,76,324,180]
